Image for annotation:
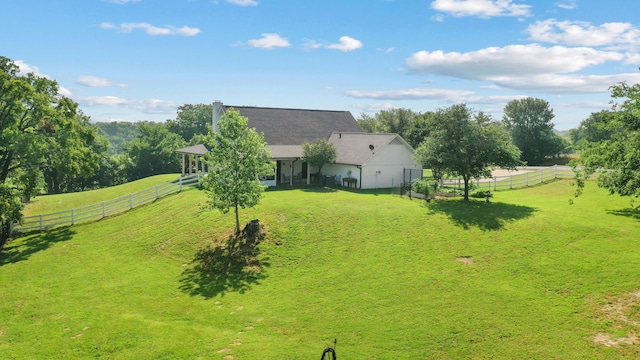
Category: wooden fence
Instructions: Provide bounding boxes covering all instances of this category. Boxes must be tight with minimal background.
[10,174,201,235]
[441,165,575,191]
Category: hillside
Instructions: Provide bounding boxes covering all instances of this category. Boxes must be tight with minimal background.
[1,180,639,358]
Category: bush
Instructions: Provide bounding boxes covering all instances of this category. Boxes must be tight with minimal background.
[470,189,493,199]
[411,178,432,196]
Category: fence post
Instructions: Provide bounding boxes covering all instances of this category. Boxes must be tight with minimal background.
[554,164,558,178]
[540,169,544,184]
[180,176,183,191]
[39,214,43,231]
[155,185,159,200]
[102,202,106,218]
[510,175,513,189]
[526,172,529,186]
[72,209,75,225]
[129,194,133,209]
[494,177,497,191]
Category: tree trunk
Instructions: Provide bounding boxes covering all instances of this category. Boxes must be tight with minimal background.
[234,201,240,236]
[463,176,470,202]
[0,220,10,251]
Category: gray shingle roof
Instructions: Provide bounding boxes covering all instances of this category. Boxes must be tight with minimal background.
[223,105,361,145]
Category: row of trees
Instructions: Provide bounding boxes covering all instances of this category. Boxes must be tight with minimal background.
[358,97,568,165]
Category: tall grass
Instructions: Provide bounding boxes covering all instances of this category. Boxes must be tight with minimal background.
[1,179,638,358]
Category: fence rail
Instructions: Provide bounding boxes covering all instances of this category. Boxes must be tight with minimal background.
[11,174,201,235]
[440,165,576,192]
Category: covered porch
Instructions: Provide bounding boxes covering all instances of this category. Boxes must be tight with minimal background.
[268,145,310,186]
[175,144,210,176]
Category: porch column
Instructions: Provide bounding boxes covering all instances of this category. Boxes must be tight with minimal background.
[181,153,186,176]
[195,156,200,175]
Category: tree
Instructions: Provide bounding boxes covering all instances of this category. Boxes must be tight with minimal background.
[301,139,336,178]
[502,97,565,164]
[166,103,213,143]
[405,111,436,149]
[415,104,522,201]
[569,110,616,145]
[357,112,380,133]
[201,109,274,235]
[125,123,186,180]
[575,81,640,199]
[0,56,99,248]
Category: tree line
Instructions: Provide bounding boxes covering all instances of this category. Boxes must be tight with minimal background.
[2,53,639,248]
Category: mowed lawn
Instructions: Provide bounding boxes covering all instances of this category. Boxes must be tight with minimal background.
[1,178,639,359]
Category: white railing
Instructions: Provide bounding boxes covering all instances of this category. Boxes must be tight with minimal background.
[440,165,575,191]
[11,174,201,234]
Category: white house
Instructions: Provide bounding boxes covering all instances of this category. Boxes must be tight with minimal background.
[175,101,422,189]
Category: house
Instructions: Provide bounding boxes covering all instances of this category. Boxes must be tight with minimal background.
[175,101,422,189]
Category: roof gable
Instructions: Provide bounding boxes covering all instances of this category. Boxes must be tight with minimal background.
[328,132,412,165]
[223,105,361,145]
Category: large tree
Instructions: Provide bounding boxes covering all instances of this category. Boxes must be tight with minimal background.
[575,81,640,199]
[415,104,522,201]
[125,122,186,180]
[201,109,274,235]
[0,56,99,248]
[502,97,565,164]
[301,139,336,178]
[166,103,212,143]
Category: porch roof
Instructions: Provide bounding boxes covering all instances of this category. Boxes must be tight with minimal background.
[175,144,210,155]
[267,145,303,159]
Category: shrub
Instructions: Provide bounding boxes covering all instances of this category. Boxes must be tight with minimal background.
[411,178,432,196]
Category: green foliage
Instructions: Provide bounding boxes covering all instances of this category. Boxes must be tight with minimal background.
[125,123,186,181]
[201,108,274,234]
[502,97,566,164]
[0,56,100,247]
[411,178,432,196]
[94,121,141,155]
[575,81,640,199]
[166,103,213,142]
[301,139,336,176]
[415,104,522,201]
[356,108,428,148]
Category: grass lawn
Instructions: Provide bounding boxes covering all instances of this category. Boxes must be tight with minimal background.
[1,179,639,358]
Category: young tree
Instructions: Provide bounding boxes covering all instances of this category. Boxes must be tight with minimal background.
[201,109,274,235]
[502,97,564,164]
[415,104,522,201]
[301,139,337,178]
[575,81,640,199]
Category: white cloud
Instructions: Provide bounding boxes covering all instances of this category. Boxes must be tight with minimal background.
[244,33,291,49]
[555,0,577,10]
[345,87,474,100]
[488,73,640,93]
[303,39,323,50]
[406,44,624,79]
[351,102,396,113]
[227,0,258,6]
[100,22,201,36]
[76,96,178,114]
[14,60,47,77]
[527,20,640,50]
[430,0,532,18]
[76,75,127,88]
[326,36,363,52]
[58,86,73,97]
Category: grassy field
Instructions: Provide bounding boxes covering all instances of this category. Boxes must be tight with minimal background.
[1,178,639,358]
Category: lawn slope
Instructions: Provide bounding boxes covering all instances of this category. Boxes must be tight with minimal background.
[1,180,639,359]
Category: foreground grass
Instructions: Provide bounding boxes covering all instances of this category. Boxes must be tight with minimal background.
[1,180,639,358]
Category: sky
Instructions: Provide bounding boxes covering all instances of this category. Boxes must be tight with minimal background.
[3,0,640,130]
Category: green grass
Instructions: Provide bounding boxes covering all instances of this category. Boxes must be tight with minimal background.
[23,174,180,216]
[1,180,639,358]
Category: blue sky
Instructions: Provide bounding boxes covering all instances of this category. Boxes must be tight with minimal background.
[3,0,640,130]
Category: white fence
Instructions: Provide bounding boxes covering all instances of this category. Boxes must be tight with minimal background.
[11,174,201,235]
[441,165,575,191]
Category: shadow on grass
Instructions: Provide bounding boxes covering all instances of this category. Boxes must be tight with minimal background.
[607,207,640,221]
[179,225,269,299]
[0,227,76,265]
[426,199,538,231]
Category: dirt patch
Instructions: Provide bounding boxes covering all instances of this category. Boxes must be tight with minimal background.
[456,256,473,264]
[593,289,640,348]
